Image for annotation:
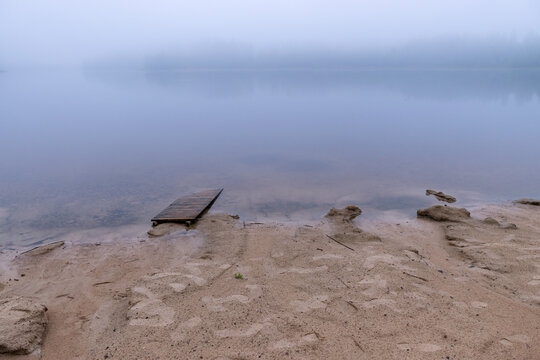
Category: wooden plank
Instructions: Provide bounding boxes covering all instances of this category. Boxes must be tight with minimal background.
[152,189,223,224]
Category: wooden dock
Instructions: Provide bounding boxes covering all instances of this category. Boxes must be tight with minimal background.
[152,189,223,225]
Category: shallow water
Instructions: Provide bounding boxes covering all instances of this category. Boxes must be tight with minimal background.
[1,69,539,249]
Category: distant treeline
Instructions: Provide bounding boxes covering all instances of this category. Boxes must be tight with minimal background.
[142,37,540,70]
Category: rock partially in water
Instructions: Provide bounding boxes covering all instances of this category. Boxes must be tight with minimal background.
[325,206,362,222]
[0,296,48,355]
[425,189,456,203]
[21,241,64,256]
[417,205,470,222]
[514,198,540,206]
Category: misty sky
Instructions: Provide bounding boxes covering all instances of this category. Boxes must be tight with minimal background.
[1,0,540,67]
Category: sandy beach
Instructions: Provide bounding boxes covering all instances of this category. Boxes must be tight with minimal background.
[0,198,539,359]
[3,0,540,358]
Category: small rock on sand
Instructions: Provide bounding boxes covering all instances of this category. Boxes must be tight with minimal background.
[21,241,64,256]
[417,205,470,222]
[0,296,48,355]
[514,198,540,206]
[426,189,456,203]
[482,217,500,226]
[325,206,362,222]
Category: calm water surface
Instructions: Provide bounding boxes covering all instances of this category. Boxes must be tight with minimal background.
[1,69,539,249]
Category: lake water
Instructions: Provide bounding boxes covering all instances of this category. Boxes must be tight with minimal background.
[1,69,539,249]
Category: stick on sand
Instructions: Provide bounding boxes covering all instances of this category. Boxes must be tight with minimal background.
[325,234,355,251]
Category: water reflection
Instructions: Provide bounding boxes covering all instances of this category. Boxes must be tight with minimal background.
[1,69,539,249]
[135,69,540,101]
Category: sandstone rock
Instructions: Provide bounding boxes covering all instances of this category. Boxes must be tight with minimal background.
[417,205,470,222]
[0,296,48,354]
[426,189,456,203]
[21,241,64,256]
[514,198,540,206]
[482,217,500,226]
[501,223,518,230]
[325,206,362,222]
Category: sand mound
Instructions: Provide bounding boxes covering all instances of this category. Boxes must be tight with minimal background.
[417,205,470,222]
[426,189,456,203]
[147,223,186,237]
[0,296,48,355]
[514,198,540,206]
[325,205,362,222]
[482,217,500,225]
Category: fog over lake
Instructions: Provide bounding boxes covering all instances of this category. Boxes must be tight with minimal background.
[1,67,539,249]
[1,0,539,249]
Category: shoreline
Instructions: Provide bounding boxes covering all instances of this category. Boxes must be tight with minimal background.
[0,200,539,358]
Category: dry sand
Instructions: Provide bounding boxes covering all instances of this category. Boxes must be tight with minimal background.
[0,201,539,359]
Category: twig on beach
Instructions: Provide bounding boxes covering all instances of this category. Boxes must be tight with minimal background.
[351,337,365,351]
[402,272,428,282]
[325,234,355,251]
[337,277,351,288]
[345,300,358,311]
[306,331,324,340]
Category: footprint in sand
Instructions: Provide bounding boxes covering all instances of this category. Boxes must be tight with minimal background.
[362,298,401,313]
[169,283,187,292]
[516,254,540,261]
[270,333,318,350]
[312,254,343,261]
[403,291,428,302]
[470,301,488,309]
[202,294,250,311]
[527,275,540,286]
[215,321,271,338]
[170,316,202,341]
[499,334,530,346]
[203,285,262,311]
[290,295,329,312]
[246,284,263,297]
[363,254,413,271]
[283,266,328,274]
[183,262,206,275]
[358,275,387,297]
[127,287,175,327]
[143,272,207,286]
[397,343,441,352]
[452,301,468,309]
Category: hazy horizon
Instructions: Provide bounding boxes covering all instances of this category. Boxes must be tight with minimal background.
[1,0,540,69]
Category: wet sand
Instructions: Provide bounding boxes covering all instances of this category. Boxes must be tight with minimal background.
[0,201,539,359]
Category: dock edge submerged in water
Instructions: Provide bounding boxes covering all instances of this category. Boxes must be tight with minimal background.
[151,189,223,225]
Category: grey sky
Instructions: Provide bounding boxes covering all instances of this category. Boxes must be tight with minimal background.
[1,0,539,67]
